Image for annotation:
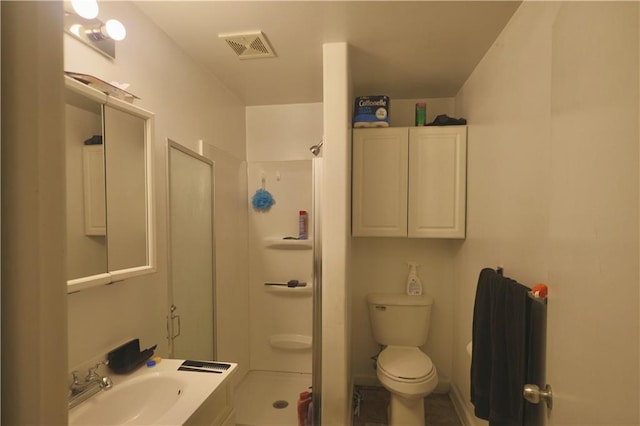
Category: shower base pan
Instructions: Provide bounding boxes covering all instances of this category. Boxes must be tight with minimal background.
[234,370,312,426]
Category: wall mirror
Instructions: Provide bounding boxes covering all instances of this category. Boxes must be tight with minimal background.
[65,76,155,293]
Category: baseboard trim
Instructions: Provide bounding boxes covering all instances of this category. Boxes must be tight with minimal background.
[450,382,481,426]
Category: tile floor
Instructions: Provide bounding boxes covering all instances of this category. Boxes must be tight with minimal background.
[234,372,461,426]
[353,385,462,426]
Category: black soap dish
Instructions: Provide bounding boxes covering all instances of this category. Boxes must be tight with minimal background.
[107,338,157,374]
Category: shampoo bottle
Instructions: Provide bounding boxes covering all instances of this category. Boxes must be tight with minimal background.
[406,262,423,295]
[299,210,308,240]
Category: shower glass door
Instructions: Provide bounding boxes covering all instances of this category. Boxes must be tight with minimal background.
[167,140,216,360]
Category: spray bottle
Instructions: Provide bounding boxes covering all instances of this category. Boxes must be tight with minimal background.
[406,262,423,296]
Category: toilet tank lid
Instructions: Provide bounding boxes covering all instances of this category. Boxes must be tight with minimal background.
[367,293,433,306]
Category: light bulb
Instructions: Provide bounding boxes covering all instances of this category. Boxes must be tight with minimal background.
[69,24,82,37]
[104,19,126,41]
[71,0,98,20]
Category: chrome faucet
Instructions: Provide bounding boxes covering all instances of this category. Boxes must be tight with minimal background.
[68,361,113,409]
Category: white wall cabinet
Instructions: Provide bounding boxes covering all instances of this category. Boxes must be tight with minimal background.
[352,126,467,238]
[65,76,156,292]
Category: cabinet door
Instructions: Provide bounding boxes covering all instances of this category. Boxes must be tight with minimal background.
[104,104,148,272]
[65,80,111,289]
[352,128,408,237]
[408,126,466,238]
[104,99,156,283]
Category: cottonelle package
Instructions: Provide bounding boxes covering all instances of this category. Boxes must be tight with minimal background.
[353,95,390,128]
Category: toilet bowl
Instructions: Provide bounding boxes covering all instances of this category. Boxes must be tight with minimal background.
[367,293,439,426]
[376,346,438,425]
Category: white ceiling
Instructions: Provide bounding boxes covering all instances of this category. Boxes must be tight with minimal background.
[134,1,521,106]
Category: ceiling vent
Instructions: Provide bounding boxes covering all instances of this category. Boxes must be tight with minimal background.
[219,31,276,60]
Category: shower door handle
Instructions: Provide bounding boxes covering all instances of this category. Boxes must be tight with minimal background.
[170,304,181,340]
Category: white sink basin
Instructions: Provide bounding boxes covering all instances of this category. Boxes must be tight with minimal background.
[69,359,236,426]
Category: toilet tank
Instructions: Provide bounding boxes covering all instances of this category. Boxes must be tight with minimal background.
[367,293,434,347]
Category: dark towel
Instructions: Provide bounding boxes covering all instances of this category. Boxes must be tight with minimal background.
[471,268,531,426]
[425,114,467,126]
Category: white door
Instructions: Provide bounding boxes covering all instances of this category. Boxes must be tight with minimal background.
[168,140,215,360]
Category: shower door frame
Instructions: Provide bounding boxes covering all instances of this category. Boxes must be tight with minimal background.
[166,139,217,360]
[312,157,323,425]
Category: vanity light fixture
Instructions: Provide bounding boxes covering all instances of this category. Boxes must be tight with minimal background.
[71,0,99,19]
[85,19,127,42]
[64,0,127,59]
[104,19,127,41]
[69,23,83,37]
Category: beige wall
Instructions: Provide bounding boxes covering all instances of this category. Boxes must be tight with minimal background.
[389,98,456,127]
[246,103,323,162]
[203,143,250,389]
[64,1,248,377]
[451,2,639,425]
[322,42,353,425]
[1,2,68,424]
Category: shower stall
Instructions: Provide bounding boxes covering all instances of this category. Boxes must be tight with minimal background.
[234,151,323,426]
[166,140,324,425]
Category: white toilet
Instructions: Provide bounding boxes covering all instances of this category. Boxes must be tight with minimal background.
[367,293,439,426]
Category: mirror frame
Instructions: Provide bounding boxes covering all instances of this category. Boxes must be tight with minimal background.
[65,76,156,293]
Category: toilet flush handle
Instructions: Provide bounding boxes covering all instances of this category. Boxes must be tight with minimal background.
[523,384,553,410]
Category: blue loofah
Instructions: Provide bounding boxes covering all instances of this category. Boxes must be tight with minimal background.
[252,188,275,211]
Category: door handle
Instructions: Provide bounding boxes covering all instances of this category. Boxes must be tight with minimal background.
[523,384,553,410]
[170,304,181,339]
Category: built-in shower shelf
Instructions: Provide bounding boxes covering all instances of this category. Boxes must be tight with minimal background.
[264,283,312,296]
[263,236,313,250]
[269,334,312,350]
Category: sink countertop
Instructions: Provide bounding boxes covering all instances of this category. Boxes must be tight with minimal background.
[69,358,238,426]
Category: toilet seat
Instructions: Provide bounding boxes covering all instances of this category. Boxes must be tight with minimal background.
[378,346,435,383]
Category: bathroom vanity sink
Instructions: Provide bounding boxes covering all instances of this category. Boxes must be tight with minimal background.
[69,359,237,426]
